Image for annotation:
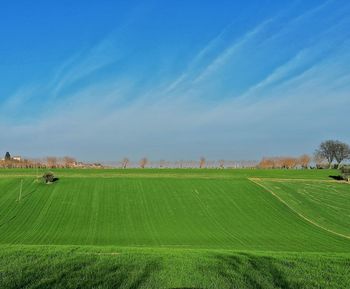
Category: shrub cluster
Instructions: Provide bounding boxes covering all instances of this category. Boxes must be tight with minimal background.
[341,166,350,181]
[42,172,55,184]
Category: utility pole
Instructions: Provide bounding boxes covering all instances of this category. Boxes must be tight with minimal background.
[18,179,23,202]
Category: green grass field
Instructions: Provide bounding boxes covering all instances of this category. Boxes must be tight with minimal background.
[254,179,350,238]
[0,169,349,288]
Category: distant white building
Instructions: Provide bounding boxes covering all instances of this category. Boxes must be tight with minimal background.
[13,156,22,161]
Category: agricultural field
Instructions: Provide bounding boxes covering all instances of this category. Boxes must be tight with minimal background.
[0,168,350,288]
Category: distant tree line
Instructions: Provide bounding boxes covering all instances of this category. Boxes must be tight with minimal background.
[1,153,259,169]
[3,140,348,170]
[258,140,350,169]
[0,153,78,169]
[258,155,311,169]
[118,157,258,169]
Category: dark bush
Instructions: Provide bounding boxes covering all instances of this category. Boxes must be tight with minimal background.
[43,172,55,183]
[341,166,350,181]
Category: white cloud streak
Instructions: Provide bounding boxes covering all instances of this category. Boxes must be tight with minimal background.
[1,2,350,161]
[192,19,273,84]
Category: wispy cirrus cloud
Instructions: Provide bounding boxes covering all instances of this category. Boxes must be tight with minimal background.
[192,18,273,85]
[1,1,350,161]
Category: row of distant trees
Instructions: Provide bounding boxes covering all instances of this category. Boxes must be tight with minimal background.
[0,153,78,169]
[119,157,257,169]
[258,155,311,169]
[2,140,349,169]
[0,152,257,169]
[258,140,350,169]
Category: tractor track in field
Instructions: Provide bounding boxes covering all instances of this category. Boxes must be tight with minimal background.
[2,174,349,184]
[248,178,350,241]
[77,252,120,256]
[0,173,233,180]
[249,177,349,184]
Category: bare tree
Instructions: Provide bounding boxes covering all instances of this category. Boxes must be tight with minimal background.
[46,157,57,169]
[315,140,337,168]
[121,158,129,169]
[139,157,148,169]
[315,140,350,168]
[314,153,326,169]
[63,156,76,168]
[219,160,225,169]
[334,141,350,167]
[280,157,297,169]
[259,157,275,169]
[298,154,311,169]
[199,157,206,168]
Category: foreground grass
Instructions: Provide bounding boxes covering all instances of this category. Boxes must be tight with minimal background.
[1,245,350,289]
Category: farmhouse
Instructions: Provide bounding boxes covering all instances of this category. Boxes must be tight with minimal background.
[13,156,22,161]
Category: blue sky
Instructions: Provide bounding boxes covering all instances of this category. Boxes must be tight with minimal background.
[1,0,350,162]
